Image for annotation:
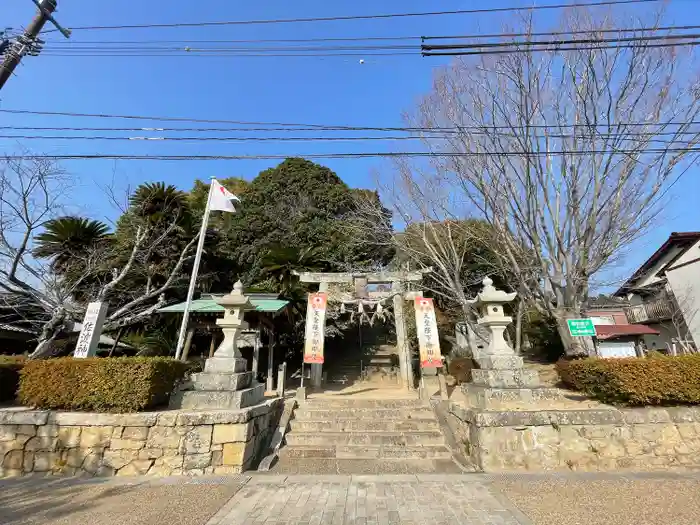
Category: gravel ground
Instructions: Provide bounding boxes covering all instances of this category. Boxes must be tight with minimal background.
[492,474,700,525]
[3,472,700,525]
[0,476,246,525]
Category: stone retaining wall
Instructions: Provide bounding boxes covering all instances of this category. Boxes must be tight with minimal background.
[450,404,700,471]
[0,399,282,478]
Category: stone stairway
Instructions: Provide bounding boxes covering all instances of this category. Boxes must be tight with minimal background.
[326,344,400,385]
[280,398,452,463]
[362,344,400,383]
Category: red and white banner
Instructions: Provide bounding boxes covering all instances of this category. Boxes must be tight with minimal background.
[414,297,442,368]
[303,293,327,364]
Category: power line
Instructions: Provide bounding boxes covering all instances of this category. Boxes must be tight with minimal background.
[40,51,417,58]
[422,32,700,51]
[43,44,419,52]
[423,24,700,41]
[45,1,661,32]
[44,36,422,45]
[0,134,446,141]
[2,132,699,143]
[43,32,694,53]
[5,125,700,136]
[423,39,700,56]
[38,38,700,58]
[42,24,700,47]
[6,147,700,161]
[4,108,700,132]
[0,108,385,128]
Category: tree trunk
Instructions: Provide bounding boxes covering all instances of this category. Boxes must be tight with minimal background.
[28,308,67,360]
[108,327,125,357]
[554,313,587,357]
[180,328,195,362]
[514,300,524,355]
[208,333,217,358]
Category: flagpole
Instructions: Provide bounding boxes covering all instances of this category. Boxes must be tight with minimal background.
[175,178,215,361]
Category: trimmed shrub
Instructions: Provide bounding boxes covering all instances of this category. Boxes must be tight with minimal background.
[0,356,24,403]
[556,354,700,406]
[19,357,189,412]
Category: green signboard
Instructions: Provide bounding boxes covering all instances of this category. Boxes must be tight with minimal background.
[567,318,596,337]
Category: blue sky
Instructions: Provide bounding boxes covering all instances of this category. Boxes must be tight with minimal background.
[1,0,699,283]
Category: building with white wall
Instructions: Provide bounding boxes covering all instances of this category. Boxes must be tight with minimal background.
[614,232,700,352]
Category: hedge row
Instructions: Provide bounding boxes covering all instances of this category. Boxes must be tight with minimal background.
[556,354,700,406]
[0,356,24,402]
[19,357,189,413]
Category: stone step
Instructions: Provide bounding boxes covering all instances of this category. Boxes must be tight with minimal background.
[302,398,425,409]
[367,356,394,365]
[290,418,440,433]
[371,348,398,355]
[325,377,360,384]
[270,457,466,474]
[283,444,452,460]
[363,365,398,373]
[293,407,435,420]
[359,375,400,384]
[285,431,445,447]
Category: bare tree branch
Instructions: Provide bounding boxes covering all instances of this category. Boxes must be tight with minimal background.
[396,8,700,355]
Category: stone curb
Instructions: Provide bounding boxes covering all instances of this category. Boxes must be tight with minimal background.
[450,403,700,428]
[246,473,488,483]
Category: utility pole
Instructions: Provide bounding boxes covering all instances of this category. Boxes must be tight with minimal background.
[0,0,71,91]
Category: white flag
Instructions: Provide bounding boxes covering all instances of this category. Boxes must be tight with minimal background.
[209,180,239,213]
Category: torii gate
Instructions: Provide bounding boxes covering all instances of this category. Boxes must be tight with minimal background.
[293,269,430,389]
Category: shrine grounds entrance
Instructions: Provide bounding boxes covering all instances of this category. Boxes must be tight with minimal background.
[293,270,430,392]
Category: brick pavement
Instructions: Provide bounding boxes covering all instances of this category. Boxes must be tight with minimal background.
[206,475,531,525]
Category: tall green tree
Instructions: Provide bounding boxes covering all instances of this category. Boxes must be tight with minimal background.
[229,158,393,284]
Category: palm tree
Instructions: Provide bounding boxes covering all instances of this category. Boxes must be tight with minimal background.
[130,182,191,226]
[33,216,110,271]
[260,245,326,297]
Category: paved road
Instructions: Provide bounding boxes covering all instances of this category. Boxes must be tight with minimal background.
[2,472,700,525]
[209,475,526,525]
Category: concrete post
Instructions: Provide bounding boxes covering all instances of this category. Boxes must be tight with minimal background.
[266,328,275,392]
[392,281,412,389]
[277,361,287,398]
[252,330,260,380]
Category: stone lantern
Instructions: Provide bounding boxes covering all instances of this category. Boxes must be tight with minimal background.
[467,277,517,357]
[170,281,265,410]
[212,280,255,361]
[464,277,541,396]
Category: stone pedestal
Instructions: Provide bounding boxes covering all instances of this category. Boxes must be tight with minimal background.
[461,278,562,410]
[171,282,265,411]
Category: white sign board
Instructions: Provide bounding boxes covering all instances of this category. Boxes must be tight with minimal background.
[303,293,327,364]
[413,297,442,368]
[74,301,108,358]
[597,341,638,359]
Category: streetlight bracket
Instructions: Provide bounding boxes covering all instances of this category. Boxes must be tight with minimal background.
[30,0,71,39]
